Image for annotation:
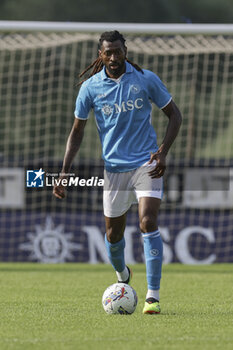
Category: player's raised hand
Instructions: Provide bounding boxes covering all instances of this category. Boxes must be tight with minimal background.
[148,151,166,178]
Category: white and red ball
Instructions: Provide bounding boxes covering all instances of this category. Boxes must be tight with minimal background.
[102,283,138,314]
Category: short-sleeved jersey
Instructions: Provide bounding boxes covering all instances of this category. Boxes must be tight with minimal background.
[74,61,172,172]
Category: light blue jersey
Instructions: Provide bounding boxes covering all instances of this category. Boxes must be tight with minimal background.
[74,61,171,172]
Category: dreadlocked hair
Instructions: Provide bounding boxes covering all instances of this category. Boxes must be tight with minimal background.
[78,30,143,86]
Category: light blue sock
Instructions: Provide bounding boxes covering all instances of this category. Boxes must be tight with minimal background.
[142,230,163,290]
[104,234,126,272]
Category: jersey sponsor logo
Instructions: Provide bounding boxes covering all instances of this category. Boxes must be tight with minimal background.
[101,104,114,116]
[130,84,141,94]
[114,98,143,113]
[101,98,144,116]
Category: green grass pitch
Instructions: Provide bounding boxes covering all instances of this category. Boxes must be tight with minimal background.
[0,263,232,350]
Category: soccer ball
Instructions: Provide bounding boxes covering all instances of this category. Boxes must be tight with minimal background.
[102,283,138,315]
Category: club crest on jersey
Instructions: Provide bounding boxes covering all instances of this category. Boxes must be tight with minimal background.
[130,84,141,94]
[102,104,113,116]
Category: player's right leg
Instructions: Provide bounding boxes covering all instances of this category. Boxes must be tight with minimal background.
[103,170,135,284]
[104,214,132,283]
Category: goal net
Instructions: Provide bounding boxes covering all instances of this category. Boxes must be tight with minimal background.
[0,27,233,264]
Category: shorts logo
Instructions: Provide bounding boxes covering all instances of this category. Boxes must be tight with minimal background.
[102,104,113,116]
[26,168,45,187]
[130,84,141,94]
[150,249,159,256]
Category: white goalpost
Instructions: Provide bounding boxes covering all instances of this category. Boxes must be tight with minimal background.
[1,20,233,34]
[0,21,233,264]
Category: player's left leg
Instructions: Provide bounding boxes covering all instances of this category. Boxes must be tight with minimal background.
[138,197,163,314]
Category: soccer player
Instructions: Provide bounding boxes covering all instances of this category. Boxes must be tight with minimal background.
[53,31,182,314]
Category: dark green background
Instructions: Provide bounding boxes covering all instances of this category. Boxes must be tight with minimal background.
[0,0,233,23]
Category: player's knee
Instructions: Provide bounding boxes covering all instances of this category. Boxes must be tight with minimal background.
[140,215,158,233]
[106,228,123,244]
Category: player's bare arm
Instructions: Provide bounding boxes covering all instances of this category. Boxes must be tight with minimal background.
[148,100,182,178]
[53,118,87,199]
